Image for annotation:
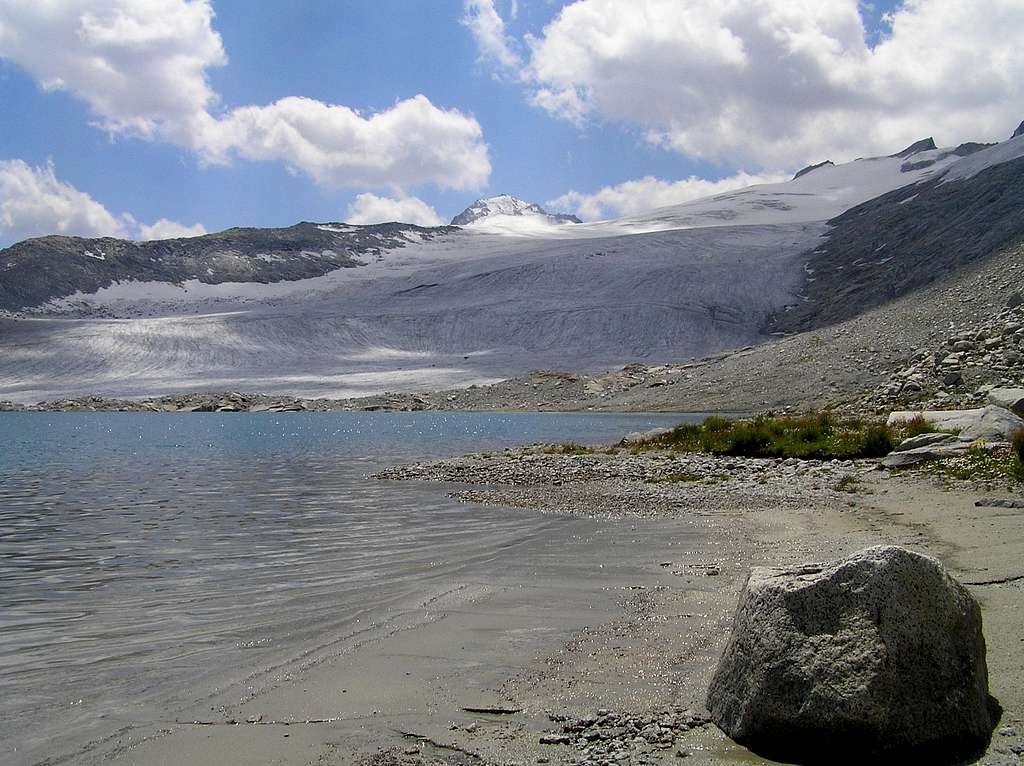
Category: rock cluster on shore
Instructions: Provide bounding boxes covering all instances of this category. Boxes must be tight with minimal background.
[882,405,1024,468]
[540,707,712,763]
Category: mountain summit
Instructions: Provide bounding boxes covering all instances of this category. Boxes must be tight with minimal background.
[450,195,582,227]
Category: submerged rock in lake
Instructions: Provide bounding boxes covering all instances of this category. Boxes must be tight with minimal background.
[707,545,995,763]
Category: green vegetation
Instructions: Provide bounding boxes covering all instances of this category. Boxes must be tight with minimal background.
[922,444,1024,484]
[635,413,895,460]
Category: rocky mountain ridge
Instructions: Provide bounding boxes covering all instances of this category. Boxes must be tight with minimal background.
[0,221,454,312]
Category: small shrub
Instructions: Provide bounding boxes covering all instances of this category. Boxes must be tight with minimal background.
[901,415,934,438]
[858,425,896,458]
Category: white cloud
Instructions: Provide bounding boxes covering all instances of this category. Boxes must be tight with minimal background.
[136,218,207,240]
[518,0,1024,167]
[549,171,790,220]
[0,159,205,244]
[0,159,129,241]
[462,0,521,70]
[205,96,490,189]
[0,0,491,190]
[0,0,225,140]
[345,193,445,227]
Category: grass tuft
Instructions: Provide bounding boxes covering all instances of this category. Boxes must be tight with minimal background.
[834,475,863,493]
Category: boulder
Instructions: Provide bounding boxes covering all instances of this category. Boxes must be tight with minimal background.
[893,432,959,452]
[621,426,671,444]
[881,442,969,468]
[887,405,1024,442]
[987,388,1024,418]
[707,546,995,763]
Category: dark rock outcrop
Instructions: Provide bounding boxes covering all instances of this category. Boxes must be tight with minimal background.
[890,137,937,158]
[793,160,834,180]
[771,154,1024,333]
[707,546,996,763]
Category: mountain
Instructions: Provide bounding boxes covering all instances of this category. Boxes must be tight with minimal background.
[1,125,1022,404]
[450,195,582,228]
[0,222,455,313]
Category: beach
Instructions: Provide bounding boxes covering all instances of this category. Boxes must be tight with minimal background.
[72,446,1024,766]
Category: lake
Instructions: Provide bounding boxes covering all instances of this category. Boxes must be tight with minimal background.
[0,412,697,764]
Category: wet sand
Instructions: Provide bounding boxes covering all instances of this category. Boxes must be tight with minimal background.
[77,455,1024,765]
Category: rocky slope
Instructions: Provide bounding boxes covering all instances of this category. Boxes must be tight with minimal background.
[771,151,1024,333]
[0,222,454,312]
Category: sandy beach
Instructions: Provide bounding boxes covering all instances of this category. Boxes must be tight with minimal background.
[74,447,1023,766]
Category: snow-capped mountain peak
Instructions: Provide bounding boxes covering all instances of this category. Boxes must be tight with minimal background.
[450,195,581,227]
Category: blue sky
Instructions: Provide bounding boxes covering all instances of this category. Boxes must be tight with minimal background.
[1,0,1021,245]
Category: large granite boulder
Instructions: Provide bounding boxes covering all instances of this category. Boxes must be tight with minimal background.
[987,388,1024,418]
[707,546,994,762]
[887,405,1024,442]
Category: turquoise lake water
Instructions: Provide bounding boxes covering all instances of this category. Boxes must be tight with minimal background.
[0,412,695,763]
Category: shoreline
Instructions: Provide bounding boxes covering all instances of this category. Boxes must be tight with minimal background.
[79,445,1024,765]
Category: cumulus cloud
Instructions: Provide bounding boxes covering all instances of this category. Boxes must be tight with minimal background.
[0,0,491,190]
[462,0,521,70]
[207,96,489,189]
[549,171,790,220]
[0,159,129,241]
[135,218,207,240]
[345,193,444,227]
[517,0,1024,167]
[0,159,204,244]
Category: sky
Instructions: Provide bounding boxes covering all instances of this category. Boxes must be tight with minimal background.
[1,0,1023,246]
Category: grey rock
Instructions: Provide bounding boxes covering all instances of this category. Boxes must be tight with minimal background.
[1006,291,1023,309]
[882,442,969,468]
[986,388,1024,417]
[894,432,959,452]
[888,406,1024,442]
[621,427,672,444]
[942,370,965,387]
[707,546,994,761]
[974,497,1024,509]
